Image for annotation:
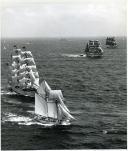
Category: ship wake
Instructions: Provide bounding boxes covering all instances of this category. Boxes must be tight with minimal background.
[2,112,70,127]
[61,53,86,58]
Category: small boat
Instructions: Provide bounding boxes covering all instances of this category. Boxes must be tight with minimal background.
[7,45,39,97]
[106,37,117,48]
[79,54,86,57]
[85,40,103,58]
[34,80,75,125]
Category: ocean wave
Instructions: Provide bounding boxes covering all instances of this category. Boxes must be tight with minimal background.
[3,99,22,105]
[102,129,126,135]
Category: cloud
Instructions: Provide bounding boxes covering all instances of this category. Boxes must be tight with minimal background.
[1,0,126,38]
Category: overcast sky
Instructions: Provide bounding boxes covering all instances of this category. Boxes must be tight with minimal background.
[1,0,127,38]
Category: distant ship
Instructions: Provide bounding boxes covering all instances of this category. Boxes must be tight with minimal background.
[7,45,75,126]
[85,40,103,58]
[106,37,117,48]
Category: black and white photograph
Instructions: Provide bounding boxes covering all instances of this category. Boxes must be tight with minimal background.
[1,0,127,150]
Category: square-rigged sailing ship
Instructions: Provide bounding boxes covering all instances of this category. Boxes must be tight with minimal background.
[7,45,75,125]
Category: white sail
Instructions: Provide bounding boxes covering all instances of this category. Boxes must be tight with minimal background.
[58,95,70,113]
[12,61,19,69]
[58,104,75,120]
[35,93,48,117]
[47,101,58,119]
[37,80,51,96]
[48,90,63,100]
[19,77,30,83]
[33,72,39,78]
[26,65,37,72]
[12,56,21,64]
[48,90,70,113]
[11,69,18,76]
[19,77,31,88]
[35,80,75,122]
[21,51,33,58]
[19,71,27,77]
[20,58,35,65]
[28,69,39,86]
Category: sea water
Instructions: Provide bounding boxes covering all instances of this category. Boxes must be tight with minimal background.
[1,37,127,149]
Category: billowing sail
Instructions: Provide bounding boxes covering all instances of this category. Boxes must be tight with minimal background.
[48,90,63,100]
[48,90,74,120]
[37,81,51,97]
[35,93,48,117]
[58,104,75,120]
[58,95,70,113]
[35,82,58,119]
[34,72,39,78]
[48,90,70,113]
[35,81,75,122]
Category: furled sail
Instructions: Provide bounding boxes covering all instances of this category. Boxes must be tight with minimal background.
[37,80,51,97]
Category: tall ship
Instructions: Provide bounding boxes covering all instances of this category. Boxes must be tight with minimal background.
[85,40,103,58]
[106,37,117,48]
[7,45,74,125]
[35,80,75,125]
[8,45,39,97]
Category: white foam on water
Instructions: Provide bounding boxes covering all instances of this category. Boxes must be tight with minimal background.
[3,112,70,127]
[7,116,32,122]
[61,53,86,58]
[4,112,17,117]
[27,110,35,114]
[3,112,32,122]
[18,121,55,127]
[1,90,17,95]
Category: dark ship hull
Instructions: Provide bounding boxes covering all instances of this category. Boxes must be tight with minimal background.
[8,84,36,98]
[86,51,103,58]
[106,44,117,48]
